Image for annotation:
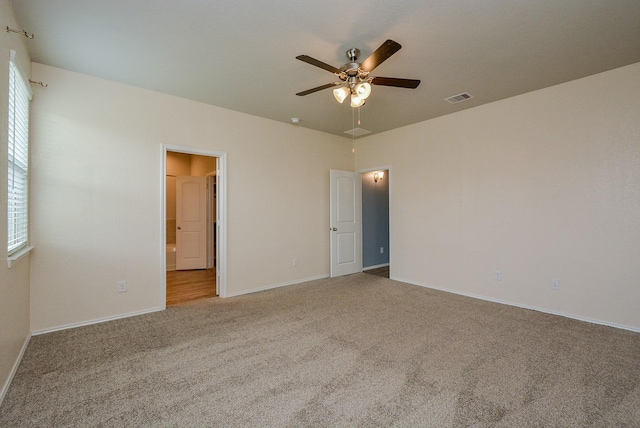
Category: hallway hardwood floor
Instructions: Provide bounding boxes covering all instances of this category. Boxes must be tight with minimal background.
[166,268,217,306]
[364,266,390,278]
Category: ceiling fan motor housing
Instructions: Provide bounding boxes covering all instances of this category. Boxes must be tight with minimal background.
[342,48,369,81]
[341,63,362,78]
[346,48,360,61]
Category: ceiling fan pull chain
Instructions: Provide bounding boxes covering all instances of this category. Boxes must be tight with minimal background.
[352,107,356,154]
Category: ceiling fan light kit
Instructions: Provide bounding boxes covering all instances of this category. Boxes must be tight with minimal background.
[355,82,372,99]
[350,94,365,108]
[333,87,350,103]
[296,39,420,108]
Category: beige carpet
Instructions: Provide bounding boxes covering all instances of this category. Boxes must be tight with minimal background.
[1,274,639,427]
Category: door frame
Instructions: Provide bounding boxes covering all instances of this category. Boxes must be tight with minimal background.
[162,145,228,305]
[205,173,216,270]
[357,165,392,278]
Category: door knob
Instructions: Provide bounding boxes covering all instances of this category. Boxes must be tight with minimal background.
[177,226,182,230]
[332,227,337,231]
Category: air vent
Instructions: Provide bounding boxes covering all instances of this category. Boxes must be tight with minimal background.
[445,92,473,104]
[344,127,371,137]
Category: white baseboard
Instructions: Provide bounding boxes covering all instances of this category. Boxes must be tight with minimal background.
[363,263,389,271]
[31,307,164,336]
[223,274,330,298]
[31,274,332,333]
[393,276,640,333]
[0,333,31,406]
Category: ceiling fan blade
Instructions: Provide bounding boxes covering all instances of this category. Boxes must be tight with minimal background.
[360,40,402,73]
[296,82,342,96]
[371,76,421,89]
[296,55,342,74]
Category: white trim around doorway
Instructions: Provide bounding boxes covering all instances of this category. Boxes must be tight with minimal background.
[162,145,228,305]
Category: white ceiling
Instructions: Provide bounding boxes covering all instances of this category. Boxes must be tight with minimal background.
[11,0,640,138]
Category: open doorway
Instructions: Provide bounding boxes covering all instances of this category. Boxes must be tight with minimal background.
[361,169,390,278]
[329,168,390,279]
[163,147,227,306]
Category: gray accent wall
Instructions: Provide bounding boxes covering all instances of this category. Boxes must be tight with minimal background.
[362,170,389,268]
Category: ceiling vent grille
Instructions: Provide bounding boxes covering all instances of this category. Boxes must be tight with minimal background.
[344,127,371,137]
[445,92,473,104]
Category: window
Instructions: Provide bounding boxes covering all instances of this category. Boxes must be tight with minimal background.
[7,51,32,255]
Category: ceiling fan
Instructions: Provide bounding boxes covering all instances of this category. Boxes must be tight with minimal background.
[296,39,420,107]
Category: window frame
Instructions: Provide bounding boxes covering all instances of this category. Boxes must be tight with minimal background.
[7,50,32,259]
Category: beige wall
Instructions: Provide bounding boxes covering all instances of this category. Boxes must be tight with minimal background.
[29,63,352,332]
[190,154,217,177]
[166,151,191,177]
[355,62,640,331]
[166,152,217,178]
[0,0,32,401]
[165,152,187,224]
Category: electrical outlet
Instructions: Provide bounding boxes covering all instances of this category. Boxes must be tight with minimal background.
[552,279,559,290]
[494,271,502,281]
[293,258,298,267]
[117,280,127,293]
[380,247,384,254]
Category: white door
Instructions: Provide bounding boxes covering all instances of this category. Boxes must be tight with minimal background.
[176,176,207,270]
[330,170,362,277]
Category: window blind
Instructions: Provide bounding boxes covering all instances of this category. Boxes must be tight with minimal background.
[7,55,31,255]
